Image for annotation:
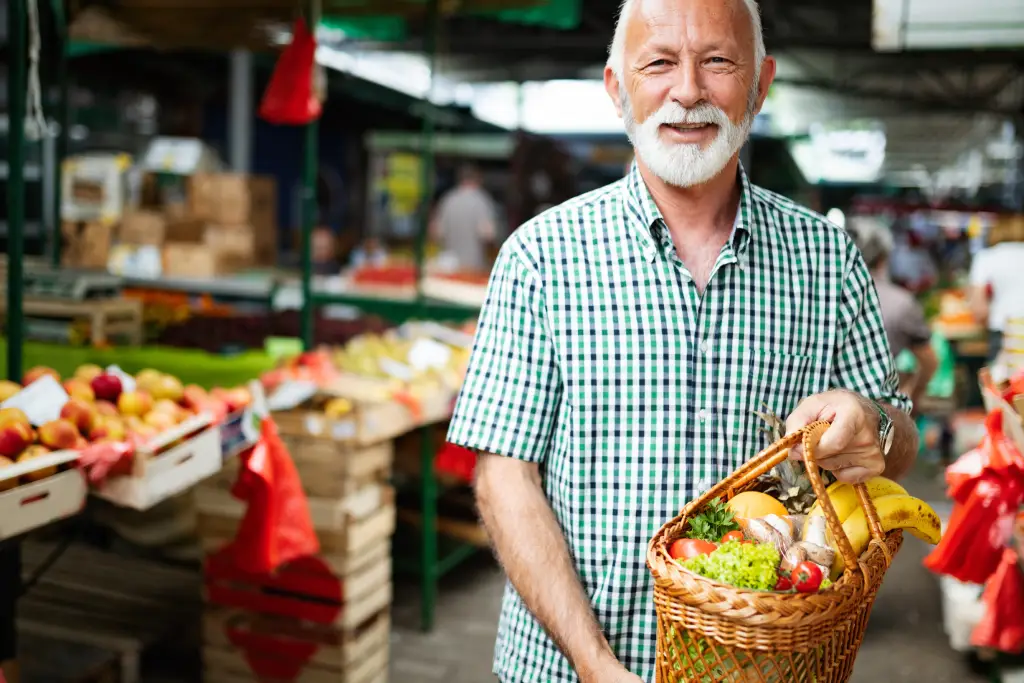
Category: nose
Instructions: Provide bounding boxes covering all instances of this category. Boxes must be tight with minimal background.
[667,58,704,109]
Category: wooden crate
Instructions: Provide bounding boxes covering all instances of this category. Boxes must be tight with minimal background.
[0,296,143,346]
[274,401,415,449]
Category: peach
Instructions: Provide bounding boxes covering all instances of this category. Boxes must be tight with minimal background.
[0,455,17,492]
[74,364,104,383]
[38,418,81,450]
[95,400,119,418]
[63,378,95,402]
[0,380,21,402]
[150,375,184,402]
[18,445,57,482]
[118,390,154,417]
[181,384,208,410]
[134,368,163,388]
[60,398,97,435]
[143,411,177,432]
[0,407,29,428]
[0,421,34,458]
[23,366,59,386]
[89,416,126,443]
[152,399,182,415]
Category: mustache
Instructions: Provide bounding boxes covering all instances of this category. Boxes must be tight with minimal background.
[648,102,731,127]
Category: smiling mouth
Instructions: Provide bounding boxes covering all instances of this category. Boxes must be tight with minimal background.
[663,122,716,131]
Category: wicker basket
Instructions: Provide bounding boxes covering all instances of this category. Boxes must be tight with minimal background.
[647,421,903,683]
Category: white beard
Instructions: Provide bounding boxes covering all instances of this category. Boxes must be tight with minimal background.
[622,87,756,188]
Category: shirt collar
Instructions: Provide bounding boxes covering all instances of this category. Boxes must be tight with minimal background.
[623,162,757,261]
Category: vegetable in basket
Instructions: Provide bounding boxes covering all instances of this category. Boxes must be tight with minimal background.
[679,541,782,591]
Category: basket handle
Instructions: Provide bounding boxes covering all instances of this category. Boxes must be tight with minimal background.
[706,420,885,577]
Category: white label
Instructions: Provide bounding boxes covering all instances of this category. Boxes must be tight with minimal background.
[379,357,415,382]
[331,420,357,440]
[304,414,324,436]
[2,376,69,426]
[407,337,453,372]
[105,365,137,393]
[267,381,318,412]
[248,379,269,420]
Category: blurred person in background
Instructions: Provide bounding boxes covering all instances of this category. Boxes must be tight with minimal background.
[449,0,916,681]
[968,219,1024,362]
[848,216,938,413]
[429,163,499,273]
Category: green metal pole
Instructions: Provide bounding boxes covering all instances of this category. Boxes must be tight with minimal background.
[7,0,27,383]
[51,11,69,268]
[418,0,441,634]
[2,1,27,674]
[299,3,321,351]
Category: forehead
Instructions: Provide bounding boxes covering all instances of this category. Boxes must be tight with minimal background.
[624,0,751,54]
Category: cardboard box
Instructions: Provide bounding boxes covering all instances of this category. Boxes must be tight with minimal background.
[61,153,132,224]
[188,173,251,225]
[163,242,251,279]
[164,218,207,244]
[204,225,256,259]
[249,176,278,265]
[118,210,166,246]
[61,220,113,269]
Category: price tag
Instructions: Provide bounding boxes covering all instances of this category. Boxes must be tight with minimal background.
[331,420,357,441]
[1,375,69,426]
[407,337,453,372]
[304,414,324,436]
[105,365,137,393]
[267,381,318,412]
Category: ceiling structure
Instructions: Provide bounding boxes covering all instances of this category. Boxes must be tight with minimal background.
[359,0,1024,190]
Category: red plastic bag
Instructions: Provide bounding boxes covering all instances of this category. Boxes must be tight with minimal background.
[258,18,321,125]
[971,548,1024,654]
[924,474,1023,584]
[435,443,477,484]
[77,438,139,485]
[223,417,319,574]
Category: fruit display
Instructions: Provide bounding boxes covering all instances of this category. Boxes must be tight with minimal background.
[0,364,254,491]
[667,473,942,591]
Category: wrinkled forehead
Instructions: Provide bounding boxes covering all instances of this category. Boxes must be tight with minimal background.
[623,0,753,58]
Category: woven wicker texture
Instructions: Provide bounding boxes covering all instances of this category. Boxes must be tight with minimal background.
[647,422,902,683]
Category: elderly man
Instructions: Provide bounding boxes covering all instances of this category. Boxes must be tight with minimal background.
[447,0,917,681]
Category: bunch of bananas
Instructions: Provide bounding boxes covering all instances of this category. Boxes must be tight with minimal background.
[805,478,942,579]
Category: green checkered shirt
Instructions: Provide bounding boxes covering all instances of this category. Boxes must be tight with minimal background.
[447,165,907,682]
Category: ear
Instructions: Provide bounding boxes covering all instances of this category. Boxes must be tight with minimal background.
[753,56,777,115]
[604,66,625,119]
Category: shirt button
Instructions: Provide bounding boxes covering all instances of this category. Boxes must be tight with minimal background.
[698,409,708,422]
[700,340,710,354]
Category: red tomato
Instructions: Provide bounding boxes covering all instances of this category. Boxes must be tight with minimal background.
[792,561,824,593]
[775,576,793,591]
[720,530,745,543]
[668,538,718,560]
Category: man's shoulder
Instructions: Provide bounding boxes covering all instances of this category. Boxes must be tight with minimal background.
[749,184,844,237]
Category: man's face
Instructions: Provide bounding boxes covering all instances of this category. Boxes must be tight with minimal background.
[605,0,776,187]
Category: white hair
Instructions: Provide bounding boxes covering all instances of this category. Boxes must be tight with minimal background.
[607,0,766,79]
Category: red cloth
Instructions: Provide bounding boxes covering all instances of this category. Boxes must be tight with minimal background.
[971,549,1024,654]
[435,443,477,484]
[223,418,319,574]
[258,18,321,125]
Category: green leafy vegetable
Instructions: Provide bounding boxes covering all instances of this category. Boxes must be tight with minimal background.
[686,497,740,542]
[680,541,781,591]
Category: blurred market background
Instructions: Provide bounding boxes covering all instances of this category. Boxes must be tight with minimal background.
[1,0,1023,681]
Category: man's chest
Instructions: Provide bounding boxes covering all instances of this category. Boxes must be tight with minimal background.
[543,240,838,469]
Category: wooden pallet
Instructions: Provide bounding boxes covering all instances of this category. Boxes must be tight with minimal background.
[18,540,202,683]
[0,297,143,346]
[19,632,121,683]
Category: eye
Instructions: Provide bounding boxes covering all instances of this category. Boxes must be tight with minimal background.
[647,59,671,68]
[707,56,732,66]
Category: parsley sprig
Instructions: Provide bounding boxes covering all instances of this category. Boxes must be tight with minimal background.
[686,497,740,543]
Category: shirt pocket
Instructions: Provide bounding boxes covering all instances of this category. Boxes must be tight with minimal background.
[724,349,821,462]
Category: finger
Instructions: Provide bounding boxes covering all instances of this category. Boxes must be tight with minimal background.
[817,407,860,456]
[814,449,874,472]
[833,465,882,485]
[785,397,826,435]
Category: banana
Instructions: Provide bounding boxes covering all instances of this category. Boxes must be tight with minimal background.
[828,493,941,578]
[807,477,909,528]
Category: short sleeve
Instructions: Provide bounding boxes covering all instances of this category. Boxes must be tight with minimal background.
[831,241,911,413]
[447,243,562,463]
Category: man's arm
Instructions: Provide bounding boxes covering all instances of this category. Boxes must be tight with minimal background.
[908,341,939,412]
[475,455,622,681]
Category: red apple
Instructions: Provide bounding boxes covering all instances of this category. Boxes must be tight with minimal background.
[90,373,123,403]
[60,398,97,435]
[143,411,177,432]
[182,384,208,410]
[37,419,81,451]
[63,378,95,402]
[23,366,59,386]
[94,400,119,418]
[89,416,126,443]
[0,421,34,458]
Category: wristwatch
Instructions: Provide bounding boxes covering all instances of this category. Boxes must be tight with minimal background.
[867,398,895,457]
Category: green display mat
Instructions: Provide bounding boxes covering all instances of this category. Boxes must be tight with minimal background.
[0,340,276,389]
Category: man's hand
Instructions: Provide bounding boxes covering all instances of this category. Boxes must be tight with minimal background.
[785,389,884,484]
[578,655,644,683]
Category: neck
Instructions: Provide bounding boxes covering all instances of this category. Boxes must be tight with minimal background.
[637,156,742,238]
